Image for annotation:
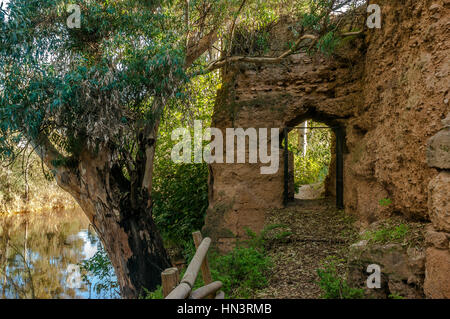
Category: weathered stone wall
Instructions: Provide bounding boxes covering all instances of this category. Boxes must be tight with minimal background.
[203,0,449,263]
[424,114,450,298]
[348,240,426,299]
[351,0,449,223]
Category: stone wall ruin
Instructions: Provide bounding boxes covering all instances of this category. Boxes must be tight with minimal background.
[202,0,449,298]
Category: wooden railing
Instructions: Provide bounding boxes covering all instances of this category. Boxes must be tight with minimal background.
[162,231,225,299]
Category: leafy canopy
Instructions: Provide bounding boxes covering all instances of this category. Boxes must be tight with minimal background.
[0,0,366,164]
[0,0,190,161]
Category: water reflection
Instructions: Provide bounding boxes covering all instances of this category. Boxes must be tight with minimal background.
[0,208,119,299]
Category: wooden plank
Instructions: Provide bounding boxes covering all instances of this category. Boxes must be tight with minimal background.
[189,281,222,299]
[192,231,213,285]
[161,267,179,298]
[165,282,191,299]
[215,291,225,299]
[181,237,211,288]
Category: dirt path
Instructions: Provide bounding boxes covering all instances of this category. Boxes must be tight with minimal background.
[294,183,325,200]
[255,198,357,299]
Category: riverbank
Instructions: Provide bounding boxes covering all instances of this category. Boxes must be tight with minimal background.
[0,207,118,299]
[0,184,76,216]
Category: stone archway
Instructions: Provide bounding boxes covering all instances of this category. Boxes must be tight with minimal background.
[202,0,449,299]
[282,115,346,210]
[202,49,362,251]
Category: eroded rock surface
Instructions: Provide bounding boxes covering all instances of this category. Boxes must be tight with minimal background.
[348,241,426,299]
[204,0,449,245]
[427,129,450,169]
[424,248,450,298]
[428,171,450,232]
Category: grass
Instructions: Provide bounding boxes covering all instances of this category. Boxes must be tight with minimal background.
[316,256,364,299]
[388,293,404,299]
[360,221,410,244]
[144,225,290,299]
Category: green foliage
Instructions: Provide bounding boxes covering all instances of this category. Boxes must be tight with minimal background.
[209,225,291,298]
[79,247,119,299]
[152,162,209,243]
[210,246,271,298]
[361,223,409,244]
[142,286,164,299]
[152,72,220,244]
[0,0,188,160]
[316,31,340,56]
[388,293,404,300]
[0,0,366,161]
[287,121,332,186]
[379,198,392,207]
[316,256,364,299]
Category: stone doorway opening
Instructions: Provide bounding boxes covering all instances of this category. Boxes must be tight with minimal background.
[283,120,344,209]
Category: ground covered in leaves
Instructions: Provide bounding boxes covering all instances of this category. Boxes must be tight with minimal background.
[255,198,358,299]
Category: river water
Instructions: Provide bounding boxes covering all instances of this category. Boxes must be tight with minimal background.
[0,208,119,299]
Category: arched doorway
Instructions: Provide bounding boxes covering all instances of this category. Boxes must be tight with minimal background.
[282,120,345,209]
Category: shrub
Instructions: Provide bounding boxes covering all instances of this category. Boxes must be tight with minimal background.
[361,223,409,244]
[152,161,209,243]
[210,246,272,298]
[79,247,119,299]
[316,256,364,299]
[209,225,290,298]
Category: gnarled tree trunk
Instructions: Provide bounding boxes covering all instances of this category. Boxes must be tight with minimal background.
[35,133,171,299]
[27,28,220,299]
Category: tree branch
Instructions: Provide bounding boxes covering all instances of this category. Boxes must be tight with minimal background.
[206,34,318,71]
[185,29,219,68]
[30,133,78,193]
[205,31,363,72]
[31,133,64,172]
[226,0,248,56]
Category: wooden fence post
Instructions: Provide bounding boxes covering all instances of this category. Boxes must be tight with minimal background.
[189,281,223,299]
[166,237,211,299]
[192,231,213,283]
[215,291,225,299]
[162,267,180,298]
[192,231,213,298]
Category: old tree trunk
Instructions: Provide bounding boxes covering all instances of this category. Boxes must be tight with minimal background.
[26,27,218,298]
[36,131,171,298]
